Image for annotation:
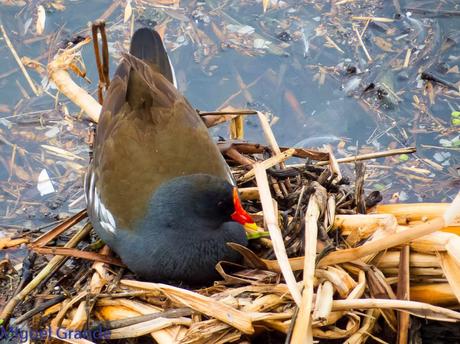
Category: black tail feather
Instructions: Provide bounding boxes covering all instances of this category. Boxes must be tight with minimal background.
[129,28,175,85]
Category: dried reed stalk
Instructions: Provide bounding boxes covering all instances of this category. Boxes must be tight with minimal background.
[410,283,458,305]
[325,271,366,326]
[120,280,255,334]
[396,245,410,344]
[291,188,321,343]
[318,217,445,267]
[48,37,102,122]
[97,298,187,343]
[51,291,88,328]
[375,251,439,268]
[239,148,295,183]
[313,313,360,339]
[109,317,191,339]
[407,230,453,253]
[439,252,460,304]
[315,267,357,298]
[332,299,460,322]
[254,164,302,306]
[312,281,334,325]
[230,115,244,140]
[334,214,397,238]
[344,309,380,344]
[256,112,282,156]
[375,202,460,227]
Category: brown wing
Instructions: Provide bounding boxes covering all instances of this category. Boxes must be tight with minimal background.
[89,54,230,229]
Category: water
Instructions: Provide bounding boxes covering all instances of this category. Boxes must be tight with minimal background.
[0,0,459,233]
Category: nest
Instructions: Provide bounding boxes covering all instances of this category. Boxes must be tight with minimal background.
[0,109,459,344]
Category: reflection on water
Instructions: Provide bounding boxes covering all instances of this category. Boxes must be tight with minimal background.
[0,0,459,232]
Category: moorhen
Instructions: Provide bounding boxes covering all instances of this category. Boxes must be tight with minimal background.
[84,28,254,284]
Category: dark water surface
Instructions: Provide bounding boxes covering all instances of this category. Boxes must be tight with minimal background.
[0,0,459,232]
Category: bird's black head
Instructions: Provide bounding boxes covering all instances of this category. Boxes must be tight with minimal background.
[140,174,253,231]
[189,175,235,222]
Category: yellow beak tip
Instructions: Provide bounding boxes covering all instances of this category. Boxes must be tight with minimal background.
[244,222,259,231]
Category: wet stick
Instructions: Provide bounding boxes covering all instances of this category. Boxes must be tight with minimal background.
[0,24,40,96]
[288,146,417,168]
[199,109,258,116]
[201,106,257,127]
[31,209,87,247]
[354,26,372,62]
[352,16,395,23]
[91,21,110,104]
[200,109,257,128]
[30,246,124,266]
[225,147,254,167]
[403,48,412,68]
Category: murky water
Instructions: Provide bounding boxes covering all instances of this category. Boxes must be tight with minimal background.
[0,0,459,232]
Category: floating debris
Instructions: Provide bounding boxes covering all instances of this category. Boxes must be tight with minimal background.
[37,169,55,196]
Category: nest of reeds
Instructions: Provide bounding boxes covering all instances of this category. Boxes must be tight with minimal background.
[1,23,460,344]
[1,109,459,343]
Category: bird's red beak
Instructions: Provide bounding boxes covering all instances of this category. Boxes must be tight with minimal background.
[231,187,257,229]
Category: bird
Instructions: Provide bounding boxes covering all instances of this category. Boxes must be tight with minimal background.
[84,27,255,285]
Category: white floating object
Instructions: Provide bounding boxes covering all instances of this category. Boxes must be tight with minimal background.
[238,25,255,35]
[254,38,270,49]
[0,118,12,128]
[37,169,55,196]
[433,152,444,162]
[433,151,451,163]
[226,24,240,33]
[45,126,60,138]
[399,190,409,202]
[36,5,46,35]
